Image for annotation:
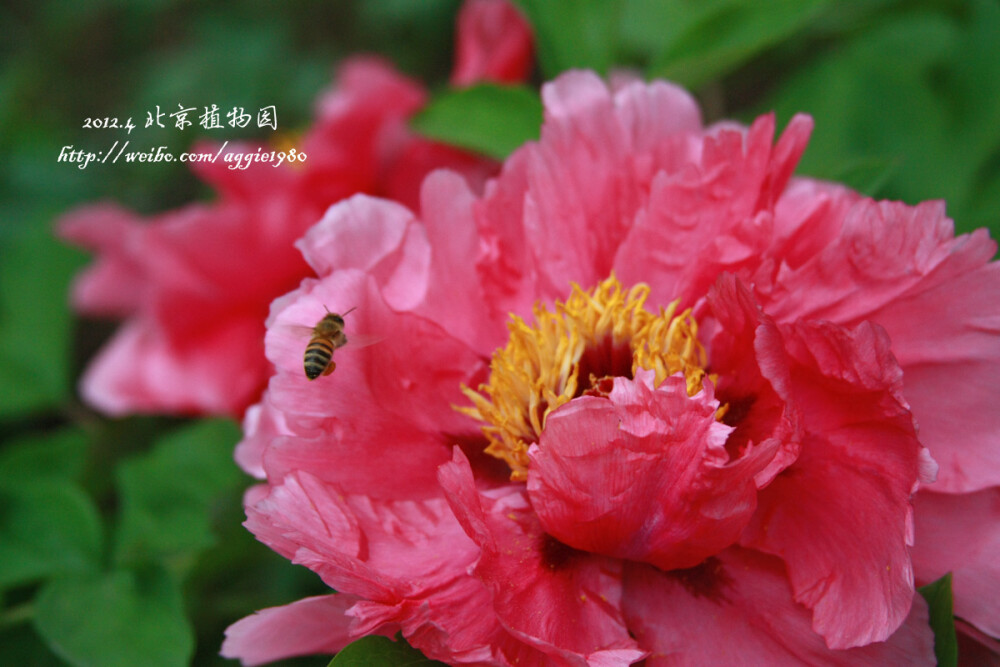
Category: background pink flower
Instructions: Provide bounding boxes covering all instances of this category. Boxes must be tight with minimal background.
[451,0,534,87]
[225,71,999,665]
[60,0,532,418]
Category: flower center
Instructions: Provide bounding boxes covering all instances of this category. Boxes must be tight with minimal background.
[459,275,711,481]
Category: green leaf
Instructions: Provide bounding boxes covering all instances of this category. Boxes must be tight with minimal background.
[34,566,194,667]
[757,3,1000,236]
[0,221,87,418]
[918,573,958,667]
[329,634,449,667]
[0,480,102,589]
[646,0,830,88]
[0,427,89,482]
[512,0,624,78]
[411,83,543,160]
[113,418,242,568]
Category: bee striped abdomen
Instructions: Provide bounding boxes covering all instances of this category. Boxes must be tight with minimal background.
[302,310,352,381]
[304,337,335,380]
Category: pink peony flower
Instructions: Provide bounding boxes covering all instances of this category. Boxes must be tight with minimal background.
[60,0,532,418]
[224,71,1000,665]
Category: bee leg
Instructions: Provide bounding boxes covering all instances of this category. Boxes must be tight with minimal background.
[322,360,337,376]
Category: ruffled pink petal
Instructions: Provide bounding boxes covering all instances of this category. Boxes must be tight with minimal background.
[611,78,703,156]
[622,548,935,665]
[528,371,778,570]
[912,489,1000,638]
[704,274,801,486]
[867,259,1000,493]
[764,199,985,324]
[245,471,476,600]
[244,471,535,664]
[348,572,551,667]
[742,318,933,649]
[297,195,429,303]
[57,203,148,316]
[615,114,812,308]
[762,196,1000,492]
[475,71,703,319]
[235,396,292,479]
[451,0,533,86]
[525,71,648,297]
[221,594,357,666]
[79,316,265,417]
[418,170,508,354]
[768,177,862,271]
[440,449,646,666]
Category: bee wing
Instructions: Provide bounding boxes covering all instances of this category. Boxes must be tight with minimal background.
[279,324,317,337]
[344,333,384,349]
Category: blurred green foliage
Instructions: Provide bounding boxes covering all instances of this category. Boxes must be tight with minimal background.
[1,0,993,664]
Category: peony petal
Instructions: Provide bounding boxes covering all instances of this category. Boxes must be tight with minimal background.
[79,316,266,417]
[622,548,935,665]
[528,372,778,570]
[440,448,646,666]
[475,71,702,319]
[348,573,550,667]
[221,594,357,666]
[243,469,537,665]
[450,0,533,86]
[866,260,1000,493]
[143,201,311,338]
[761,195,1000,491]
[615,114,808,308]
[57,203,148,316]
[763,198,994,326]
[742,319,930,649]
[296,195,431,313]
[769,177,861,270]
[245,471,480,603]
[235,396,295,479]
[912,489,1000,638]
[756,114,813,211]
[418,170,508,355]
[704,274,801,486]
[612,78,703,156]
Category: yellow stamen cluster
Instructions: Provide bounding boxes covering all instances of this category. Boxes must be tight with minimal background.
[459,275,709,481]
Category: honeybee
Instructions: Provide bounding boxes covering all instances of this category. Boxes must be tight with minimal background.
[303,307,356,380]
